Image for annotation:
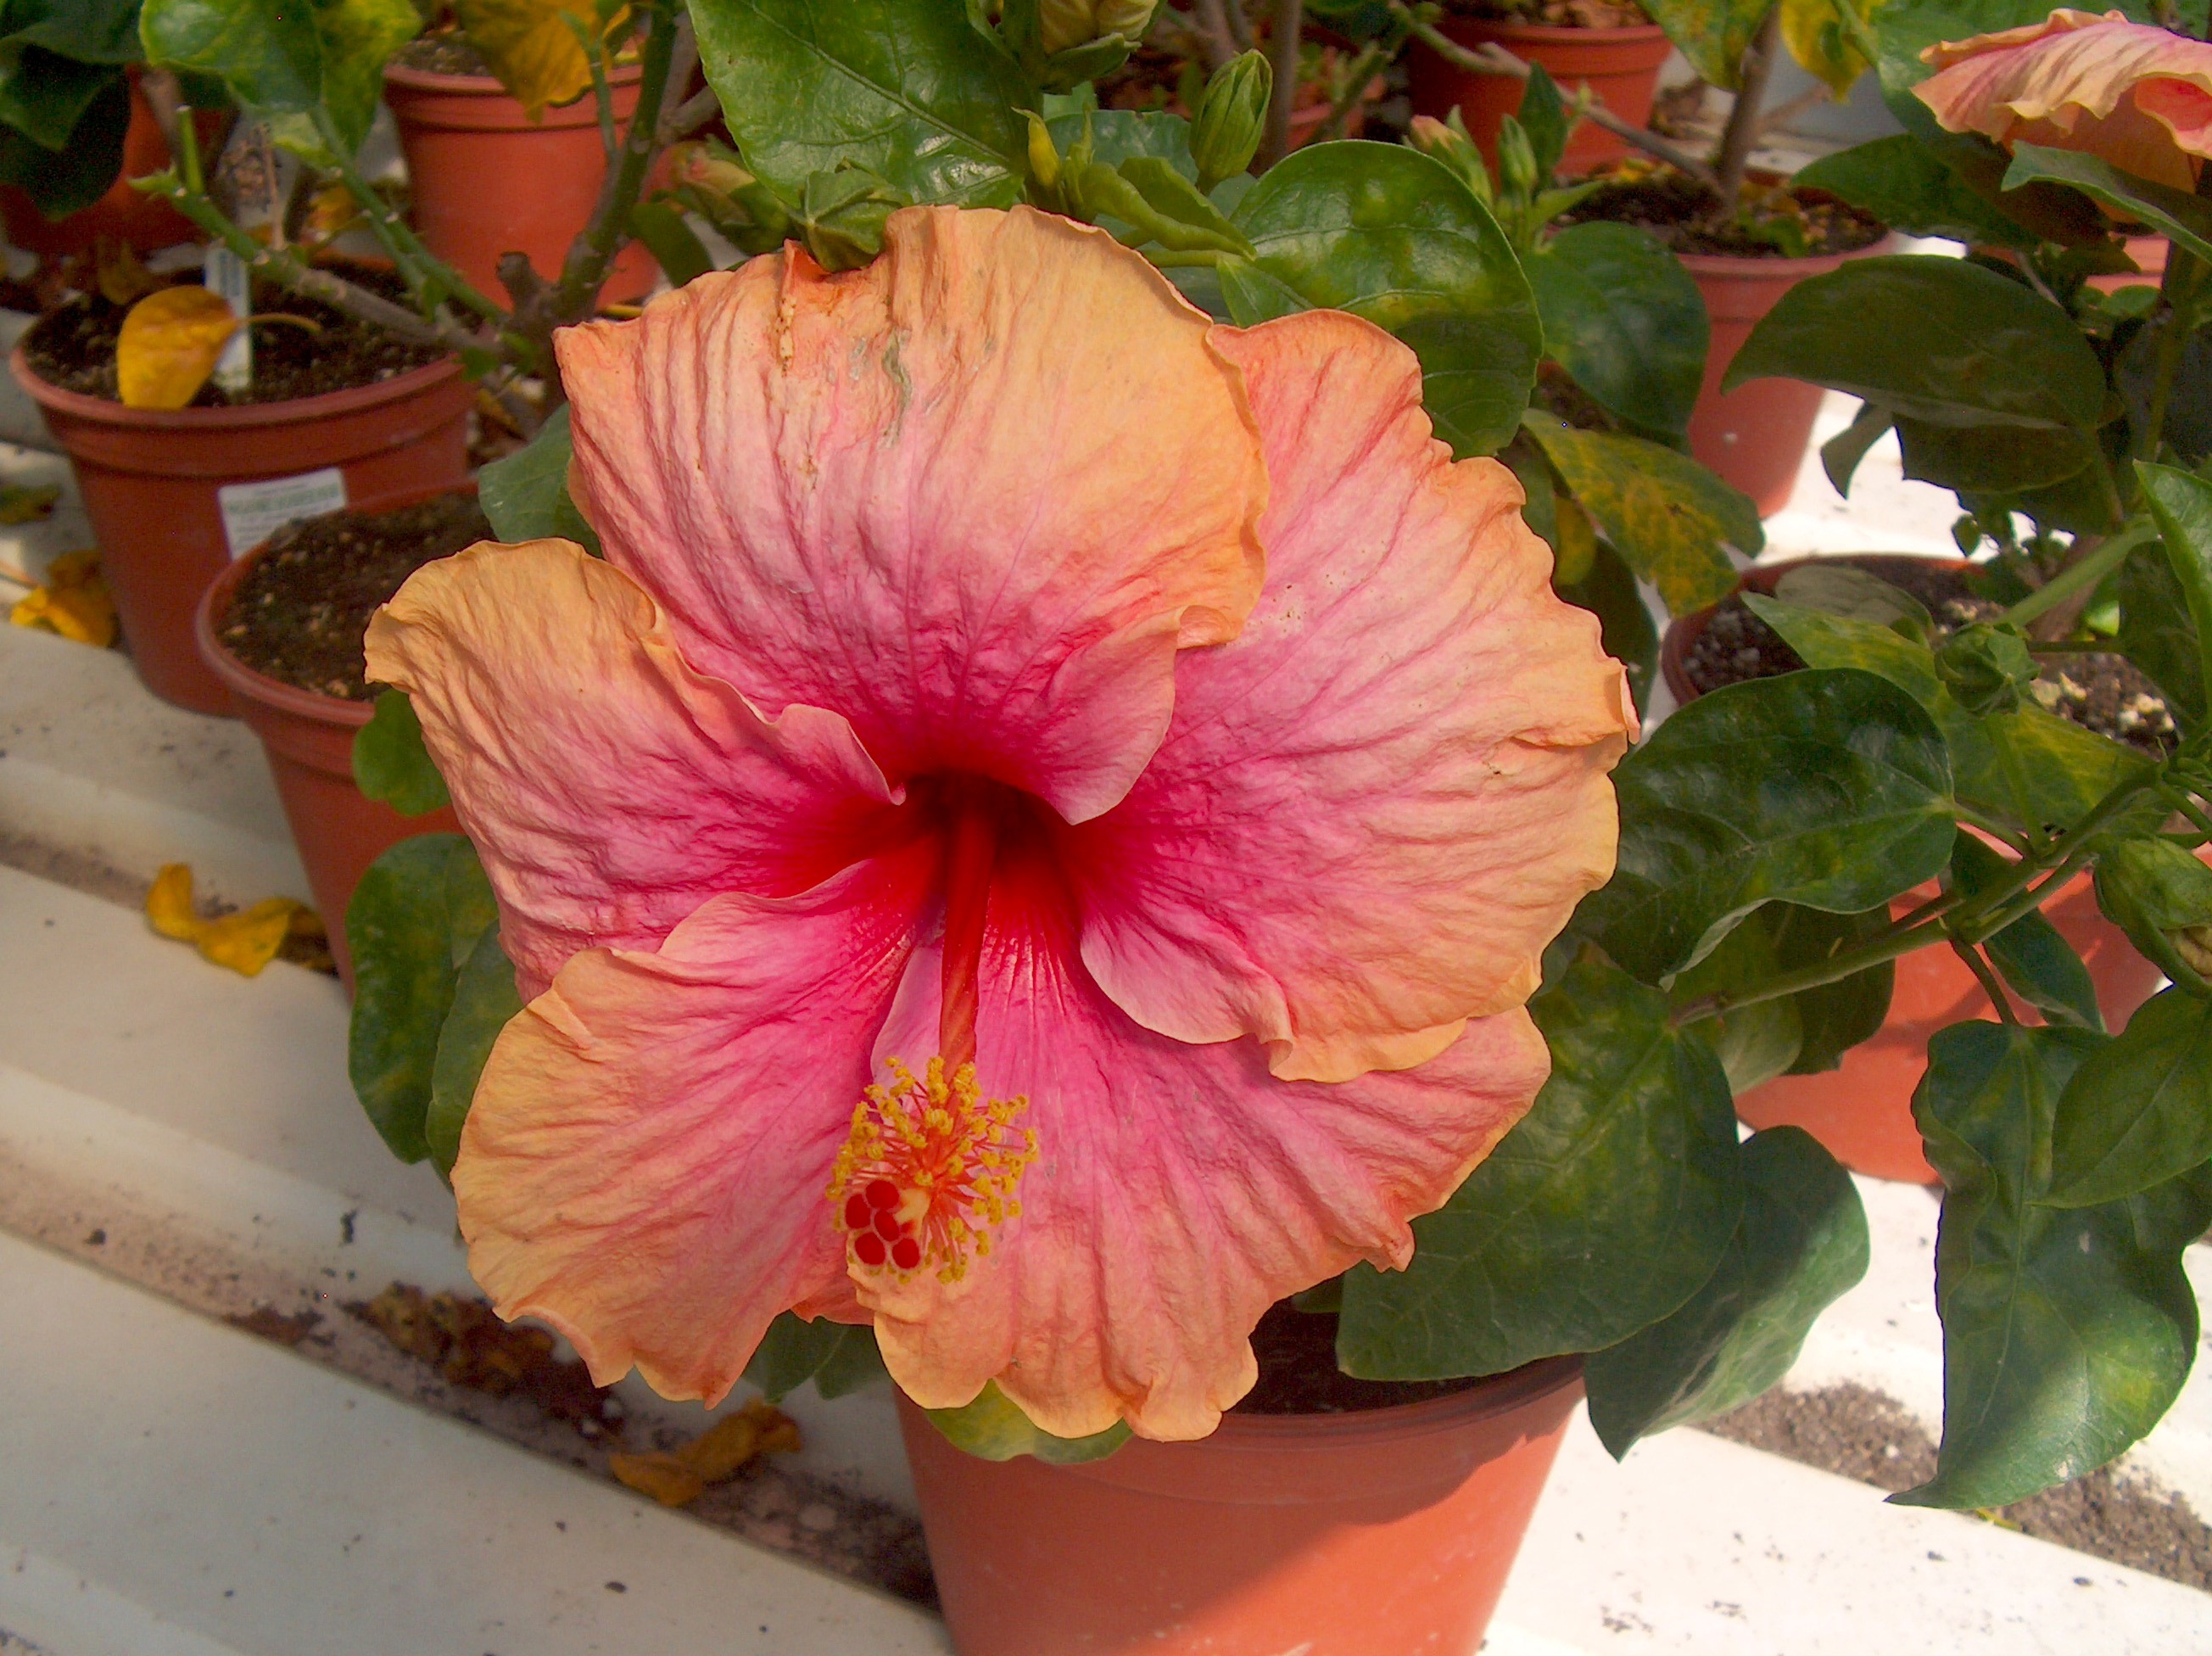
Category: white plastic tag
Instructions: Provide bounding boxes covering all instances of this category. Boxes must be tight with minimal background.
[204,245,252,394]
[217,467,347,559]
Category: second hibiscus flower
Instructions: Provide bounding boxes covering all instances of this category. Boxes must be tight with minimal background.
[365,204,1635,1442]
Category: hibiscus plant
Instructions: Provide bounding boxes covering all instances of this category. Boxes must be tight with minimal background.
[126,0,2204,1513]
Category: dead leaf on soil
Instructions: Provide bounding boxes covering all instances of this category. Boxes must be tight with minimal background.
[117,286,241,410]
[9,549,116,647]
[610,1400,802,1508]
[145,862,320,977]
[0,482,59,524]
[95,238,159,306]
[226,1305,326,1346]
[349,1282,626,1440]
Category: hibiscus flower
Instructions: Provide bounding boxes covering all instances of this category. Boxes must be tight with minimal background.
[1916,8,2212,192]
[365,205,1634,1441]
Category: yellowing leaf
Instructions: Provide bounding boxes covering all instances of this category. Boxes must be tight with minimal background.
[96,238,159,306]
[1779,0,1880,98]
[9,550,116,648]
[450,0,624,120]
[0,484,60,525]
[117,288,242,411]
[608,1400,800,1508]
[145,863,319,977]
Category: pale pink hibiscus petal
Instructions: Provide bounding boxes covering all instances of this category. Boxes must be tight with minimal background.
[366,540,911,995]
[1918,9,2212,190]
[556,204,1268,825]
[451,839,938,1403]
[857,843,1550,1441]
[1064,310,1634,1086]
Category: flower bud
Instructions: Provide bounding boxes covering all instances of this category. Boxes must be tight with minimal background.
[2096,836,2212,997]
[1408,112,1493,205]
[1025,111,1063,194]
[1038,0,1159,55]
[1496,115,1539,201]
[1934,622,2037,717]
[1191,50,1271,192]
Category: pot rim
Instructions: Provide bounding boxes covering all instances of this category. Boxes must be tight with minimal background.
[1673,229,1898,277]
[8,339,466,432]
[1659,551,1973,705]
[1170,1351,1584,1450]
[1427,14,1671,41]
[383,58,644,93]
[193,479,482,726]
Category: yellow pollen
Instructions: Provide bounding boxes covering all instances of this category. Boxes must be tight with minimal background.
[828,1056,1035,1284]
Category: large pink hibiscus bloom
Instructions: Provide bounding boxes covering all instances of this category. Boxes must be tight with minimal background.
[365,206,1634,1441]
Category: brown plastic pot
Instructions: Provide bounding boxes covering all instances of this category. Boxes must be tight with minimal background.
[12,344,472,715]
[900,1357,1583,1656]
[0,71,221,259]
[193,485,467,989]
[1407,17,1673,176]
[383,63,657,305]
[1683,229,1897,520]
[1662,557,2166,1183]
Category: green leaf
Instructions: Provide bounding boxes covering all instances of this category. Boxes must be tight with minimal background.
[1045,106,1196,176]
[1526,223,1706,438]
[1950,831,2101,1032]
[1585,1127,1869,1457]
[1772,902,1897,1073]
[2120,313,2212,467]
[1899,1021,2211,1509]
[0,47,116,148]
[1893,419,2097,495]
[2115,540,2205,730]
[1794,136,2037,250]
[2001,144,2212,270]
[1822,400,1893,497]
[1337,956,1744,1379]
[1746,594,2151,837]
[629,199,713,287]
[351,690,450,818]
[1516,60,1567,184]
[2094,835,2212,998]
[141,0,416,159]
[1555,536,1656,717]
[2,0,147,62]
[2047,988,2212,1209]
[423,924,522,1178]
[1639,0,1773,89]
[745,1313,887,1401]
[2139,462,2212,718]
[1221,141,1540,459]
[1520,411,1754,616]
[0,64,125,215]
[1581,667,1955,984]
[1724,255,2109,433]
[478,404,600,553]
[346,834,500,1165]
[690,0,1028,209]
[926,1380,1132,1463]
[1669,909,1804,1093]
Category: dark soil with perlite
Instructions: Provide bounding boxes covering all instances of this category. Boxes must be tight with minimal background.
[1232,1301,1483,1415]
[219,493,490,700]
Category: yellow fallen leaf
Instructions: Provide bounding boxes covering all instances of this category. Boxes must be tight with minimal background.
[452,0,628,120]
[608,1400,801,1508]
[0,483,59,524]
[9,550,116,648]
[95,237,159,305]
[117,287,242,411]
[145,863,319,977]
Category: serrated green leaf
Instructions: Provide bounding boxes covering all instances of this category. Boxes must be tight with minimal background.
[1221,141,1539,459]
[1520,411,1753,615]
[1899,1020,2211,1509]
[1338,957,1745,1380]
[1581,667,1955,984]
[141,0,419,159]
[1585,1127,1869,1456]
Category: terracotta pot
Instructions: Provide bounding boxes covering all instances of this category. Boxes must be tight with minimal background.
[0,71,220,259]
[383,63,657,305]
[1407,17,1673,176]
[900,1357,1583,1656]
[1285,77,1382,147]
[1662,557,2166,1182]
[13,344,472,715]
[1683,229,1897,520]
[193,487,466,988]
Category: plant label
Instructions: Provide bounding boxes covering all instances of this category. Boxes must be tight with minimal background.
[218,467,348,559]
[204,246,252,395]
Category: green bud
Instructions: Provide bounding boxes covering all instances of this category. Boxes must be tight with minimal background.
[1191,50,1271,193]
[1933,622,2037,717]
[796,166,906,273]
[2096,836,2212,996]
[1025,111,1063,194]
[1406,111,1492,205]
[669,142,790,255]
[1038,0,1158,54]
[1496,115,1539,202]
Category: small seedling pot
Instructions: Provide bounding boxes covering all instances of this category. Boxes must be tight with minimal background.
[1407,16,1673,176]
[900,1356,1582,1656]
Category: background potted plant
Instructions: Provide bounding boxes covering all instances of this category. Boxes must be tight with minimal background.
[97,0,2212,1648]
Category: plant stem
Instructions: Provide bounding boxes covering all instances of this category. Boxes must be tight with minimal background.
[1710,7,1780,209]
[1189,0,1243,67]
[1312,38,1387,143]
[551,0,680,324]
[1260,0,1304,171]
[1996,522,2153,629]
[2137,247,2204,463]
[1952,938,2017,1023]
[1394,7,1722,193]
